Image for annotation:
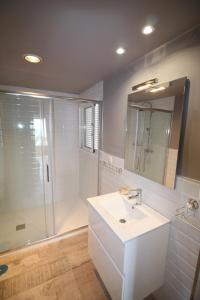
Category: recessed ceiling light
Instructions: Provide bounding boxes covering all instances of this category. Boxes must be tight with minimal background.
[142,25,155,35]
[23,54,42,63]
[116,47,126,55]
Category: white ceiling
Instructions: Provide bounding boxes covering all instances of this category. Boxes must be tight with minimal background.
[0,0,199,93]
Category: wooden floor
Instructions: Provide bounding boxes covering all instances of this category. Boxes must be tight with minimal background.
[0,232,110,300]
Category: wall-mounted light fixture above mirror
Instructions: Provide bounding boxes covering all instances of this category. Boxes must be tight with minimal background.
[125,77,189,189]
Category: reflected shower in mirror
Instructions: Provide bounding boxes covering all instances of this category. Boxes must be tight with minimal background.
[125,77,188,188]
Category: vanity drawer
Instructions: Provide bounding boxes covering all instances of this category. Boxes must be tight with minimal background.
[88,227,124,300]
[88,205,125,273]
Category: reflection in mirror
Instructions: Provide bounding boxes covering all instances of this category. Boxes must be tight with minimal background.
[191,250,200,300]
[125,77,188,189]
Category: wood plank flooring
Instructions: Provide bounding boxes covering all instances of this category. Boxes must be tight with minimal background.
[0,232,110,300]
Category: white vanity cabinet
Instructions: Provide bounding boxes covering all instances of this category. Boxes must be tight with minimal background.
[87,193,170,300]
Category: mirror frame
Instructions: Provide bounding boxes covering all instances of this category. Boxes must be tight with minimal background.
[125,77,188,188]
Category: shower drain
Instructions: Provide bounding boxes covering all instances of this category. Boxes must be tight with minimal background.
[119,218,126,223]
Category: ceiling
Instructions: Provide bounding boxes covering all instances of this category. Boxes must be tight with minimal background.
[0,0,199,93]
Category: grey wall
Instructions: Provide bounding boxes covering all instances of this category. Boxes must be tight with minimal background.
[103,26,200,181]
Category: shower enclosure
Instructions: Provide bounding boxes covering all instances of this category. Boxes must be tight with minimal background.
[0,92,101,253]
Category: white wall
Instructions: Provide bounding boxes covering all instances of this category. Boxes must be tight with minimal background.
[79,149,99,201]
[80,80,103,101]
[52,81,103,232]
[0,95,46,212]
[79,81,103,202]
[53,100,80,231]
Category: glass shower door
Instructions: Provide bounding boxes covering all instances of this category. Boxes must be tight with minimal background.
[133,109,172,184]
[0,94,53,252]
[142,110,172,183]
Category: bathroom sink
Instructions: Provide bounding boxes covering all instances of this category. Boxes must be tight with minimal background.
[87,192,170,300]
[99,195,146,223]
[87,192,170,242]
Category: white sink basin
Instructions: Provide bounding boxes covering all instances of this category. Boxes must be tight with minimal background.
[100,195,146,223]
[87,192,170,243]
[87,192,170,300]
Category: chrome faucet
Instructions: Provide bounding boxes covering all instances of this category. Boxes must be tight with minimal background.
[127,188,142,205]
[119,187,142,205]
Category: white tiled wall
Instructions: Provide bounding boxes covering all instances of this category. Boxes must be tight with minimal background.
[53,100,79,204]
[0,95,46,211]
[99,151,200,300]
[79,149,99,201]
[53,100,80,232]
[80,81,103,101]
[79,80,103,201]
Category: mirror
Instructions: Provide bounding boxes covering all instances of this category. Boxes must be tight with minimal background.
[191,250,200,300]
[125,77,188,188]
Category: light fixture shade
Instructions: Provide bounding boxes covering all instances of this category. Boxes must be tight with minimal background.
[132,78,158,91]
[150,86,166,93]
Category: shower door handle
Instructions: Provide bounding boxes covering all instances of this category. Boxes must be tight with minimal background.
[46,164,50,182]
